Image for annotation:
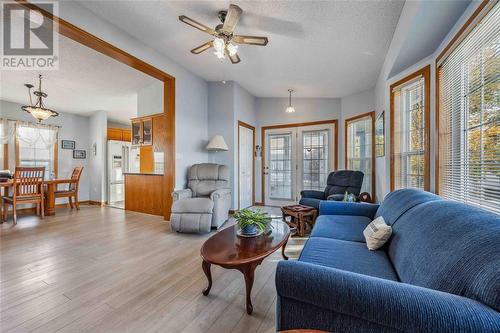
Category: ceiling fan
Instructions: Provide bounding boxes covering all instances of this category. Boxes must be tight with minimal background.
[179,4,269,64]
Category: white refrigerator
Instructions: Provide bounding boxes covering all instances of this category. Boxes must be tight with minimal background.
[107,140,139,206]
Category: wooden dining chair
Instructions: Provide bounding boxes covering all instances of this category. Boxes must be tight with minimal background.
[2,167,45,225]
[55,166,83,210]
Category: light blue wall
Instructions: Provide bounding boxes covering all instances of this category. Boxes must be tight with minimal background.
[58,1,209,189]
[1,99,91,202]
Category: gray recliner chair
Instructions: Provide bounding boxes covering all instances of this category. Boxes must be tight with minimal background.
[170,164,231,233]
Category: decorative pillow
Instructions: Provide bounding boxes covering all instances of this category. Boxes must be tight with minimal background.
[363,216,392,250]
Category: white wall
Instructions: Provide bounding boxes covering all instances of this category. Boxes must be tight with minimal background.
[0,100,91,203]
[137,80,163,117]
[58,1,209,189]
[339,89,376,169]
[88,110,107,202]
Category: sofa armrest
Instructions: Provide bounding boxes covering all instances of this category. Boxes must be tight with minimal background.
[300,190,325,200]
[319,200,379,218]
[210,188,231,201]
[172,188,192,201]
[276,261,500,332]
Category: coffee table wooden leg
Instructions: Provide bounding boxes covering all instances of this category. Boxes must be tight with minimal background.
[202,260,212,296]
[241,263,256,315]
[281,238,289,260]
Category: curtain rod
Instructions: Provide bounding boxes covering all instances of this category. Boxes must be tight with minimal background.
[2,118,61,128]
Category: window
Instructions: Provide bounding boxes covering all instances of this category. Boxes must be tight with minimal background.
[390,66,430,191]
[302,129,329,191]
[345,112,375,198]
[0,119,11,170]
[16,122,58,179]
[437,2,499,213]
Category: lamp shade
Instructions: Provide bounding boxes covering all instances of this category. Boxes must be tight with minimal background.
[206,135,228,151]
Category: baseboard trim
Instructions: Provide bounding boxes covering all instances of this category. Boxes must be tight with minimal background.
[254,202,264,206]
[2,201,100,215]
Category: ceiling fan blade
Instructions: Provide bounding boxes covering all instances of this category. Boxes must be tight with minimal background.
[191,41,213,54]
[179,15,216,36]
[221,4,242,34]
[228,52,241,64]
[232,35,268,46]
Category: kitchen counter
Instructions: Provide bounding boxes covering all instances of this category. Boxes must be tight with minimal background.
[124,173,164,216]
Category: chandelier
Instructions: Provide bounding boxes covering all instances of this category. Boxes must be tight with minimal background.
[22,74,59,123]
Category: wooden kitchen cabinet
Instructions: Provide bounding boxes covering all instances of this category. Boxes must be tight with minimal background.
[107,128,132,142]
[131,117,153,146]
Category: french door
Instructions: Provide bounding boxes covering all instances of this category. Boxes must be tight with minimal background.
[264,123,336,206]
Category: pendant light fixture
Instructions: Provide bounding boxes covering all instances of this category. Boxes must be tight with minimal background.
[21,74,59,123]
[285,89,295,113]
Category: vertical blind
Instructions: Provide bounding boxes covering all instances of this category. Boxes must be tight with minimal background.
[438,2,500,214]
[393,76,426,190]
[346,115,373,195]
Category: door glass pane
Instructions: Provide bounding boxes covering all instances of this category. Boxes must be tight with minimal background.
[269,134,292,199]
[302,130,329,191]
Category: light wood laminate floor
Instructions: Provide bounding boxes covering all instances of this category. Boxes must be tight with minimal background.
[0,205,306,332]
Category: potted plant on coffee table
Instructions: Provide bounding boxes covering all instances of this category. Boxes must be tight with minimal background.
[234,209,272,237]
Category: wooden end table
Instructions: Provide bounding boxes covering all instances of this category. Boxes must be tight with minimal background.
[281,205,317,237]
[200,220,290,315]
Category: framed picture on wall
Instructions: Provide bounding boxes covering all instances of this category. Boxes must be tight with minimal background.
[61,140,75,149]
[375,111,385,157]
[73,150,86,159]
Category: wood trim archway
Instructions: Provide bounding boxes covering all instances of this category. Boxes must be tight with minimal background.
[16,0,175,219]
[260,119,339,205]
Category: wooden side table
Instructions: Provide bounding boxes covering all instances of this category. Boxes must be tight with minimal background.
[281,205,317,237]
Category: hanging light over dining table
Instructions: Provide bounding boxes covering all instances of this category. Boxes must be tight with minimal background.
[21,74,59,123]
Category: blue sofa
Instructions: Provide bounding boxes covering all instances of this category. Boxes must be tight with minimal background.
[276,189,500,332]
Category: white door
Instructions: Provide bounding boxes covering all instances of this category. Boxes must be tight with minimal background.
[264,123,336,206]
[238,124,254,209]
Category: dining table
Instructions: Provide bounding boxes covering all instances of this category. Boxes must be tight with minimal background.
[0,178,75,217]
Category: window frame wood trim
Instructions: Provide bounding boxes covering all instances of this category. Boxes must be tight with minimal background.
[389,65,431,192]
[260,119,339,205]
[344,111,376,200]
[435,0,496,195]
[2,144,7,169]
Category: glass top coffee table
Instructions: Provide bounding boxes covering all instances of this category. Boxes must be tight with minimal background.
[200,220,290,314]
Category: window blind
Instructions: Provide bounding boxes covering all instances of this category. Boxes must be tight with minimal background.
[346,115,373,196]
[438,2,500,214]
[393,76,426,190]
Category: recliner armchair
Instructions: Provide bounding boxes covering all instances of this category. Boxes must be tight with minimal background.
[171,164,231,233]
[299,170,365,210]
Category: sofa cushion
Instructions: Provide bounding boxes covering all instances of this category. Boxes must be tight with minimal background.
[375,188,441,225]
[172,197,214,214]
[310,215,371,242]
[298,197,321,210]
[299,237,399,281]
[388,199,500,311]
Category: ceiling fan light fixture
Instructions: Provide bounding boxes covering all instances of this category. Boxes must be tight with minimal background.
[285,89,296,113]
[213,37,226,59]
[227,43,238,57]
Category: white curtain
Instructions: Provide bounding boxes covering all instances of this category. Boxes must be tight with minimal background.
[16,121,58,149]
[0,118,15,144]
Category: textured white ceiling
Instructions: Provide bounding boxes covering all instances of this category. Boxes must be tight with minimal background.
[0,34,161,123]
[77,0,405,98]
